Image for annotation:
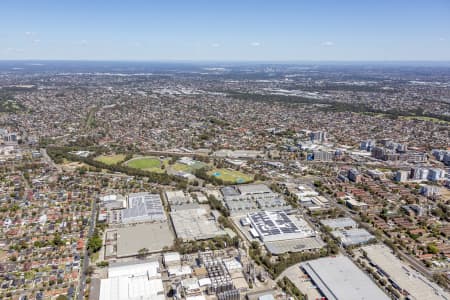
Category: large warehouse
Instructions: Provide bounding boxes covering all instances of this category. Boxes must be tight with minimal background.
[121,192,166,224]
[222,184,291,215]
[170,204,227,240]
[331,228,375,247]
[301,255,389,300]
[99,261,165,300]
[248,211,314,242]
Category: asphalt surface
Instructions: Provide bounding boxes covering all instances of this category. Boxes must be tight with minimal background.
[40,148,62,173]
[77,199,97,300]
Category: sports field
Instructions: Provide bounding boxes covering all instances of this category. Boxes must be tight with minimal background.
[172,163,192,172]
[94,154,126,165]
[171,161,208,173]
[208,168,253,184]
[124,156,164,172]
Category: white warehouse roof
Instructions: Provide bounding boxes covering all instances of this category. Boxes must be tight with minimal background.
[301,255,389,300]
[100,261,164,300]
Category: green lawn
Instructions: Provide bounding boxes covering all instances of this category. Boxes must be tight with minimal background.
[172,163,192,172]
[94,154,126,165]
[125,156,165,172]
[171,161,208,173]
[208,168,253,184]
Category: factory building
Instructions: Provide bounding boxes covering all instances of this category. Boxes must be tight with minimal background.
[99,261,165,300]
[247,211,314,242]
[121,193,166,224]
[320,217,357,230]
[221,184,290,215]
[170,204,227,240]
[301,255,389,300]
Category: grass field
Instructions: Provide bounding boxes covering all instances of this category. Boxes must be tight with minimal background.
[94,154,126,165]
[172,163,192,172]
[125,156,165,173]
[208,168,253,184]
[172,161,208,173]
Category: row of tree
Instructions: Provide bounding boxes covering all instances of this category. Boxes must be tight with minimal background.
[173,235,240,255]
[277,276,306,300]
[248,239,337,278]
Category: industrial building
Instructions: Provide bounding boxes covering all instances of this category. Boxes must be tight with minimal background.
[100,194,126,206]
[265,237,325,254]
[170,204,227,240]
[292,184,319,199]
[165,190,192,206]
[121,193,166,224]
[163,252,192,277]
[331,228,375,247]
[320,217,357,230]
[237,184,272,195]
[301,255,389,300]
[99,260,165,300]
[321,217,374,247]
[198,252,243,297]
[167,251,245,300]
[247,211,314,242]
[221,184,290,215]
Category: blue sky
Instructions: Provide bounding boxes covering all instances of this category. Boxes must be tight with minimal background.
[1,0,449,61]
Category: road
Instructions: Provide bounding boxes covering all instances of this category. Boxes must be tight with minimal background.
[396,247,434,278]
[40,148,62,173]
[77,198,98,300]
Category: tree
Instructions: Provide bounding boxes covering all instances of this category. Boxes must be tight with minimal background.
[427,243,439,254]
[138,248,149,258]
[85,266,95,276]
[52,234,64,247]
[87,233,102,254]
[96,261,109,267]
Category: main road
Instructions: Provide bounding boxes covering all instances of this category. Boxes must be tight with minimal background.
[77,198,98,300]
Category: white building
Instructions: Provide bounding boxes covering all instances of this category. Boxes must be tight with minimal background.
[99,261,165,300]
